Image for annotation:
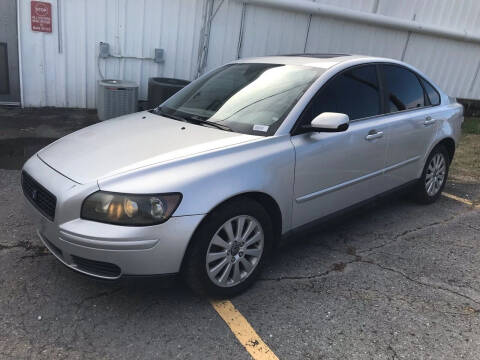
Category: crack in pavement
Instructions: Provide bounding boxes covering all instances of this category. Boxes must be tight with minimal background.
[19,252,50,260]
[387,344,399,360]
[259,268,333,282]
[357,212,464,256]
[0,240,50,262]
[74,287,123,311]
[0,243,24,251]
[260,253,480,308]
[260,208,480,308]
[260,256,360,282]
[359,259,480,306]
[358,287,479,316]
[0,241,45,252]
[460,222,480,232]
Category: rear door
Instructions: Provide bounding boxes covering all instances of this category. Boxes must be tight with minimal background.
[0,0,21,104]
[290,64,390,228]
[380,64,439,188]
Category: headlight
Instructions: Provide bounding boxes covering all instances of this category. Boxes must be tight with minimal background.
[81,191,182,226]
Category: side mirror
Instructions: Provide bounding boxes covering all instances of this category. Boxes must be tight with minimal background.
[302,112,349,133]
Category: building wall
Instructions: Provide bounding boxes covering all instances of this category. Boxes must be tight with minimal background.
[18,0,204,108]
[17,0,480,108]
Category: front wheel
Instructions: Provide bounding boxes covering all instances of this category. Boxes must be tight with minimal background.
[412,145,450,204]
[182,198,273,297]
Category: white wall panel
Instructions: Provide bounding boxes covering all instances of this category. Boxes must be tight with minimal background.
[234,0,480,100]
[305,17,408,59]
[239,5,310,57]
[18,0,204,108]
[17,0,480,107]
[404,34,480,99]
[205,0,244,72]
[378,0,480,32]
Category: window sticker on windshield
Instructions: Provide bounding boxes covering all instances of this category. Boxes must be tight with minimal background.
[253,124,269,132]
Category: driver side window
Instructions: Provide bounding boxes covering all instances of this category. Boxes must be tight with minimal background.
[301,64,381,125]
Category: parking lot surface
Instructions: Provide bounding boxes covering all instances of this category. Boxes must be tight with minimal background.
[1,108,479,359]
[1,166,479,359]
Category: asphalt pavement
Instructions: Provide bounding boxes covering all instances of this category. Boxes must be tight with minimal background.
[1,167,479,359]
[1,107,479,359]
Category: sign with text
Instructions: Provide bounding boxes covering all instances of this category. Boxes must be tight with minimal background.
[31,1,52,33]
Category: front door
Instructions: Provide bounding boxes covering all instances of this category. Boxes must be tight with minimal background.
[0,0,21,105]
[291,64,389,228]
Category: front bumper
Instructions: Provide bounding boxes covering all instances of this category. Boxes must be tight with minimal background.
[23,155,204,279]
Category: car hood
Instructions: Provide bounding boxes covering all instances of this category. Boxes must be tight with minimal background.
[38,111,259,184]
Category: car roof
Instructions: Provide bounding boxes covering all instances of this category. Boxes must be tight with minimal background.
[231,54,441,93]
[233,54,390,69]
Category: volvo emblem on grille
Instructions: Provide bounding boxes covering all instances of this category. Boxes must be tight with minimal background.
[31,189,38,200]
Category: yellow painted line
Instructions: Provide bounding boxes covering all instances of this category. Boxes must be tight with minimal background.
[442,192,474,206]
[210,299,279,360]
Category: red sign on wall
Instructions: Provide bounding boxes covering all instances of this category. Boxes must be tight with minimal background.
[31,1,52,33]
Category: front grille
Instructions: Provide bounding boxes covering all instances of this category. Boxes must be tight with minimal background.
[71,255,121,278]
[21,171,57,221]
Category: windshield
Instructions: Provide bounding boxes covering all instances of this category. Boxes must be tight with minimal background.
[154,63,323,136]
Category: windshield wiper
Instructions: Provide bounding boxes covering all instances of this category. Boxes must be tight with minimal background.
[182,115,232,132]
[151,108,232,132]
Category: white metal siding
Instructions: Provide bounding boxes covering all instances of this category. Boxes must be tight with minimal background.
[240,6,310,57]
[17,0,480,108]
[18,0,203,108]
[206,0,480,100]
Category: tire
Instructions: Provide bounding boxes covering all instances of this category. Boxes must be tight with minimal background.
[182,198,273,298]
[412,145,450,204]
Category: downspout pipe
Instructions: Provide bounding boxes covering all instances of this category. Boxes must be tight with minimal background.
[234,0,480,45]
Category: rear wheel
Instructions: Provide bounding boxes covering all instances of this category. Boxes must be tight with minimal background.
[183,198,273,297]
[413,145,450,204]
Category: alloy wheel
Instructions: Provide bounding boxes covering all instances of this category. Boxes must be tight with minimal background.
[425,153,446,196]
[205,215,264,287]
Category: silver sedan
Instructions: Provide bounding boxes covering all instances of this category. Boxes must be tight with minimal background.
[22,54,463,296]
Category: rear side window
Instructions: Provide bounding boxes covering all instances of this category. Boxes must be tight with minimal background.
[302,65,381,122]
[382,65,425,112]
[420,78,440,105]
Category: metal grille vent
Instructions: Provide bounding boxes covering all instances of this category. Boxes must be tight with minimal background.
[71,255,121,278]
[97,79,138,120]
[21,171,57,221]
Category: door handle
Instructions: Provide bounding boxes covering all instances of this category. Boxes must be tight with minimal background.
[424,116,436,126]
[365,130,384,140]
